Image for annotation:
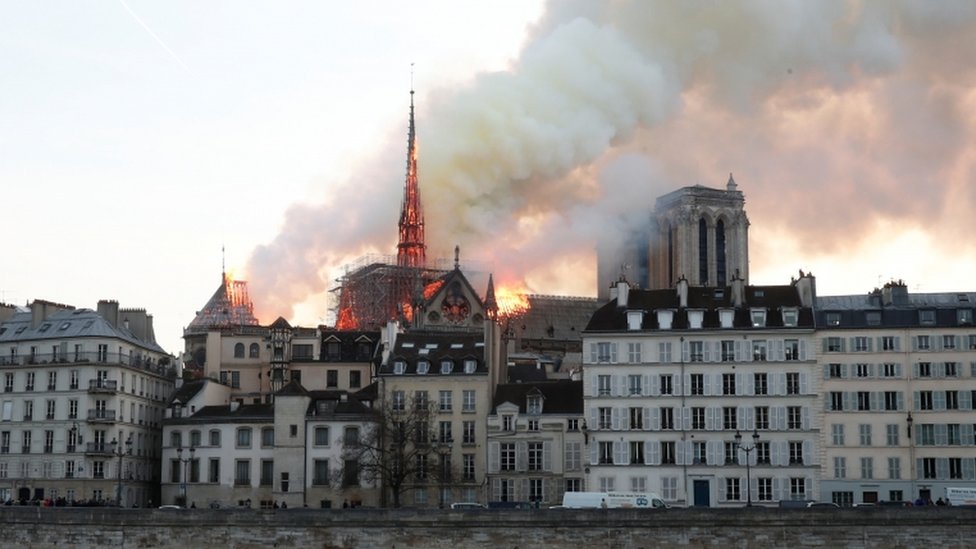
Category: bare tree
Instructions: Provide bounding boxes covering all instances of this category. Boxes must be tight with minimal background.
[341,392,443,508]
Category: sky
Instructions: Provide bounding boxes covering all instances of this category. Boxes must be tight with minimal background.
[4,1,976,356]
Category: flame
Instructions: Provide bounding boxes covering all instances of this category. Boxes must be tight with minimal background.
[495,285,530,318]
[423,279,444,300]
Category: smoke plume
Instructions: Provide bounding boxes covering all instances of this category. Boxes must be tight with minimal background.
[247,0,976,322]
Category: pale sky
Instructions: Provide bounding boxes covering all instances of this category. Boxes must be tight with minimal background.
[4,1,976,356]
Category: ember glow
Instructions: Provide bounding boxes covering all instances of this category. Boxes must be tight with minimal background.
[495,285,530,318]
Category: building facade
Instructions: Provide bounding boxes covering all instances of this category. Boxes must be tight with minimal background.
[582,276,821,507]
[0,299,176,506]
[818,282,976,506]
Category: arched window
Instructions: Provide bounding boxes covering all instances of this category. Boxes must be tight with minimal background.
[234,343,245,358]
[715,219,727,287]
[249,343,260,358]
[698,218,709,285]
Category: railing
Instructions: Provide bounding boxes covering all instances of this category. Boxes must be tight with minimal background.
[0,352,175,377]
[87,409,117,422]
[88,379,118,392]
[85,442,113,455]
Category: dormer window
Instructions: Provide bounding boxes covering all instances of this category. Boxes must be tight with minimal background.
[687,310,704,329]
[463,359,477,374]
[957,309,972,325]
[656,310,673,330]
[440,360,454,374]
[626,310,643,331]
[527,395,543,415]
[393,360,406,375]
[782,308,799,327]
[416,361,429,375]
[750,308,767,327]
[718,309,734,328]
[919,309,936,325]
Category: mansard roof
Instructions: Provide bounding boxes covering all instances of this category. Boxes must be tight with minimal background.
[378,332,487,375]
[585,284,814,332]
[0,306,166,353]
[492,380,583,415]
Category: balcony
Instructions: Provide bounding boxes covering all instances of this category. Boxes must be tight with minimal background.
[85,442,113,456]
[88,379,118,394]
[87,409,117,423]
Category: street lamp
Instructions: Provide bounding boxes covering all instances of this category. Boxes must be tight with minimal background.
[907,412,915,501]
[177,446,196,508]
[111,435,133,507]
[734,429,761,507]
[435,441,452,509]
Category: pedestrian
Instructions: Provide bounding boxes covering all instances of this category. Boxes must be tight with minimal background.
[936,497,946,506]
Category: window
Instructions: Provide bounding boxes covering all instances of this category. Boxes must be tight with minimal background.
[659,375,673,395]
[47,371,56,390]
[884,392,899,411]
[462,421,475,444]
[754,373,767,395]
[750,309,766,327]
[463,359,477,374]
[415,390,429,410]
[651,441,668,464]
[950,458,963,479]
[919,310,936,325]
[945,362,958,377]
[658,342,672,363]
[856,363,871,378]
[208,429,220,447]
[693,441,706,464]
[919,424,935,445]
[690,374,704,395]
[882,336,897,351]
[919,391,934,410]
[629,407,643,430]
[721,340,735,362]
[233,343,245,358]
[344,427,359,446]
[826,337,842,352]
[829,392,844,411]
[565,441,581,471]
[918,362,932,377]
[755,442,771,465]
[326,370,338,388]
[594,342,615,363]
[628,375,642,396]
[462,454,475,481]
[440,360,454,375]
[786,372,800,395]
[599,442,613,464]
[662,477,679,501]
[866,311,881,326]
[883,363,899,378]
[527,395,543,415]
[788,441,803,465]
[888,457,901,480]
[627,342,642,363]
[3,373,12,392]
[947,390,959,410]
[722,373,736,395]
[784,340,799,361]
[790,478,807,499]
[501,443,516,471]
[833,457,846,479]
[392,390,405,411]
[948,423,961,445]
[46,400,55,420]
[755,407,769,430]
[782,309,798,327]
[660,407,674,430]
[885,424,899,446]
[313,459,330,485]
[236,428,252,448]
[462,390,476,412]
[854,337,869,352]
[416,361,429,375]
[25,372,34,391]
[921,458,936,479]
[235,460,250,485]
[691,407,705,430]
[689,341,704,362]
[439,421,452,443]
[261,427,274,448]
[598,375,611,396]
[725,478,740,501]
[598,407,611,430]
[859,424,872,446]
[393,360,406,375]
[860,457,874,479]
[752,340,767,361]
[917,335,930,350]
[857,392,870,411]
[528,442,544,471]
[724,441,738,465]
[502,415,513,431]
[832,424,845,446]
[723,407,737,430]
[631,476,647,493]
[758,478,773,501]
[439,391,452,412]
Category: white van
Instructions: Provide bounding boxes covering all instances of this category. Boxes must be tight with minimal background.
[562,492,668,509]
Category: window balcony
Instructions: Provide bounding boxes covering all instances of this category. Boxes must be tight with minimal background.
[87,409,117,423]
[88,379,118,394]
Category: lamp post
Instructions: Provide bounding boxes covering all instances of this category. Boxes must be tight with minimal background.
[435,441,452,508]
[111,435,133,507]
[177,446,195,508]
[907,412,915,501]
[734,429,760,507]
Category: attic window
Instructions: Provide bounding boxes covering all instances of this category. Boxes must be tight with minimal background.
[719,309,734,329]
[463,359,476,374]
[401,342,414,348]
[39,323,51,333]
[713,289,725,300]
[958,294,969,302]
[426,343,438,349]
[919,310,936,325]
[450,343,463,349]
[527,395,543,415]
[393,360,406,375]
[750,309,767,327]
[15,327,26,334]
[82,320,94,329]
[59,322,71,331]
[754,290,765,298]
[475,342,485,347]
[825,312,841,326]
[440,360,454,374]
[783,308,799,327]
[0,328,5,336]
[417,360,430,375]
[418,348,430,355]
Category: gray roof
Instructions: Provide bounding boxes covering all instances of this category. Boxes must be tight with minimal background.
[0,307,166,353]
[817,292,976,311]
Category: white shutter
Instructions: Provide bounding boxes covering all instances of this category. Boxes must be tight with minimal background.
[675,440,686,465]
[613,441,625,465]
[542,442,552,471]
[799,373,809,395]
[734,340,743,361]
[646,407,655,430]
[516,442,527,472]
[682,407,691,430]
[611,343,618,363]
[612,375,621,397]
[612,408,621,430]
[705,407,716,430]
[648,441,660,465]
[647,374,656,396]
[802,440,813,466]
[489,442,500,473]
[801,407,810,430]
[706,441,718,466]
[799,340,807,361]
[589,442,599,465]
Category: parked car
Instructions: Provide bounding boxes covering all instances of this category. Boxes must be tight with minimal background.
[450,502,487,510]
[807,502,840,508]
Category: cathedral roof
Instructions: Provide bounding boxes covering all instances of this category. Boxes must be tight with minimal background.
[186,272,260,333]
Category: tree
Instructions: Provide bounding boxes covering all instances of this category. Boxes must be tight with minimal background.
[341,391,443,508]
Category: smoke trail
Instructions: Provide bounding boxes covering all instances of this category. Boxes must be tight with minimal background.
[247,0,976,321]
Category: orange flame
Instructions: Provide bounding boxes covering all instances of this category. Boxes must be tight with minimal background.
[495,285,530,318]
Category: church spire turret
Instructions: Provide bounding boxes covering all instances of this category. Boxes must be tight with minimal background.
[397,86,426,268]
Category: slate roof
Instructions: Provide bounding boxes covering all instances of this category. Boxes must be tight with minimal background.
[168,379,207,405]
[305,390,376,416]
[511,295,598,343]
[0,307,166,353]
[492,380,583,415]
[816,291,976,329]
[319,329,380,362]
[585,285,814,332]
[167,403,274,424]
[378,332,487,375]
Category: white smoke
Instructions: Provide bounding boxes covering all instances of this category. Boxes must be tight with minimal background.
[247,0,976,321]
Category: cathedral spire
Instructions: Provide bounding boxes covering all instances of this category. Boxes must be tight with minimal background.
[397,86,426,268]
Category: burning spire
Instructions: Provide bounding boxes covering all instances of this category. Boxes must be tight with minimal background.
[396,87,426,268]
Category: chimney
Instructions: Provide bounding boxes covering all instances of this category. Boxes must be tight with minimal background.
[97,300,120,328]
[731,274,746,308]
[676,276,689,308]
[616,279,630,308]
[882,280,909,306]
[30,300,74,329]
[793,270,817,308]
[0,302,18,324]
